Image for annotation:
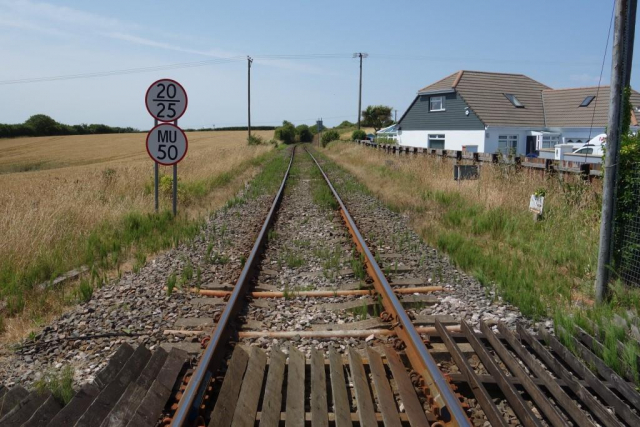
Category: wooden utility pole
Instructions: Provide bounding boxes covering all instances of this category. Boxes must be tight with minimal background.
[625,0,638,86]
[596,0,634,303]
[247,56,253,140]
[354,53,368,129]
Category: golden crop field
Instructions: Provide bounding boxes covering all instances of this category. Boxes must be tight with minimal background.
[0,130,274,329]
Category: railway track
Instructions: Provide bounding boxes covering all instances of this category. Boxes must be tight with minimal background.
[1,145,639,426]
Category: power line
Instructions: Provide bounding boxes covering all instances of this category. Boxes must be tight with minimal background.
[0,51,603,86]
[0,57,245,85]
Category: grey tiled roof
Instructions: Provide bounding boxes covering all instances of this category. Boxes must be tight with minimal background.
[415,70,638,128]
[543,86,640,127]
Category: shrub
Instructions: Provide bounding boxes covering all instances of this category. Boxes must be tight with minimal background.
[274,121,296,144]
[247,134,264,146]
[352,129,367,141]
[296,124,313,142]
[321,130,341,147]
[159,175,174,195]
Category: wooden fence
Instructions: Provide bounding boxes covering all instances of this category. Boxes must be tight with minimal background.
[353,140,602,180]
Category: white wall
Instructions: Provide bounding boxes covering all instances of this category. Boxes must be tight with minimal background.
[484,127,531,155]
[398,130,485,150]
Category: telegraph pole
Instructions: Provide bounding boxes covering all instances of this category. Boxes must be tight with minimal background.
[353,53,368,129]
[394,109,397,122]
[247,56,253,140]
[624,0,637,86]
[596,0,634,303]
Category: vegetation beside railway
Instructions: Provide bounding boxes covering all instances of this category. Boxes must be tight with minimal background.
[319,141,640,382]
[0,142,286,342]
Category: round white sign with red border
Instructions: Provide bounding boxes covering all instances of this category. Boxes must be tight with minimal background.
[145,78,188,122]
[146,123,188,165]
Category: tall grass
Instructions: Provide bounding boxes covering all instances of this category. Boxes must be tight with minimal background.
[0,131,277,340]
[320,141,640,381]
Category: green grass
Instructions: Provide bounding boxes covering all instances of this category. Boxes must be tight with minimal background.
[350,251,366,280]
[76,278,93,303]
[309,165,339,210]
[181,258,194,282]
[314,246,341,279]
[282,249,305,269]
[35,365,75,405]
[166,273,177,296]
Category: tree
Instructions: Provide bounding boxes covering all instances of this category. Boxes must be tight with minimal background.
[274,120,296,144]
[361,105,393,132]
[296,124,312,142]
[336,120,355,128]
[24,114,60,136]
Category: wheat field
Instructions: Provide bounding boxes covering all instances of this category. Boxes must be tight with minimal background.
[0,130,274,276]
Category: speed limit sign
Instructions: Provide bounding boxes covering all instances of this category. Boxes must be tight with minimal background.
[146,123,188,165]
[145,79,188,122]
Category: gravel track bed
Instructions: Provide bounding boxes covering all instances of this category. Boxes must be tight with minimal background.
[240,153,376,356]
[0,179,276,388]
[314,151,538,332]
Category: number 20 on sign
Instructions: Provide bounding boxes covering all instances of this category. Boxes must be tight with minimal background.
[145,78,188,122]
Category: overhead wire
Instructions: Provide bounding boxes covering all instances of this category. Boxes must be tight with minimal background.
[585,0,616,162]
[0,51,603,86]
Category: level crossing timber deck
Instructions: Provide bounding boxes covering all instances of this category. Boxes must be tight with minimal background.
[207,345,432,427]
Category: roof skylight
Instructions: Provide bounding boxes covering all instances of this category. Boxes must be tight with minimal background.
[580,95,595,107]
[504,93,524,108]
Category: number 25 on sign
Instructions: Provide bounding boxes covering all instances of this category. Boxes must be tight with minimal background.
[145,79,188,122]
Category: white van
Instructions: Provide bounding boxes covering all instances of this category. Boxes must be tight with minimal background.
[571,134,606,157]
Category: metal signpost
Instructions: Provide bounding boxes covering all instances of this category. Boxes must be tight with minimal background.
[145,79,188,216]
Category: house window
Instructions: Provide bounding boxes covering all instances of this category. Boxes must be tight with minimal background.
[504,93,524,108]
[428,134,445,149]
[542,135,560,149]
[429,96,445,111]
[498,135,518,153]
[580,96,595,107]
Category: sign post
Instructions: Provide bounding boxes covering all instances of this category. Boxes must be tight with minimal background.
[145,79,188,215]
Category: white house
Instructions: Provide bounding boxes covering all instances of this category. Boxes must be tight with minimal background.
[396,70,640,155]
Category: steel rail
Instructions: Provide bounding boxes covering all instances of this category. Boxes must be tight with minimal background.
[305,147,471,427]
[170,146,296,426]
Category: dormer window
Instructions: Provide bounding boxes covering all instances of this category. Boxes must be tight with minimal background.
[580,95,595,107]
[429,96,445,112]
[504,93,524,108]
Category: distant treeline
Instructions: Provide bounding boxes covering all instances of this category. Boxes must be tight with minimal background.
[182,126,276,132]
[0,114,140,139]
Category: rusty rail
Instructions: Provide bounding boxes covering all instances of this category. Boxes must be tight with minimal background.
[305,148,471,426]
[170,146,295,426]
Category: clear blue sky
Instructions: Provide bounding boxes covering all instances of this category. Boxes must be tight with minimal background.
[0,0,635,129]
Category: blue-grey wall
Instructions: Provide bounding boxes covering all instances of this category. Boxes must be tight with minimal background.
[398,92,485,131]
